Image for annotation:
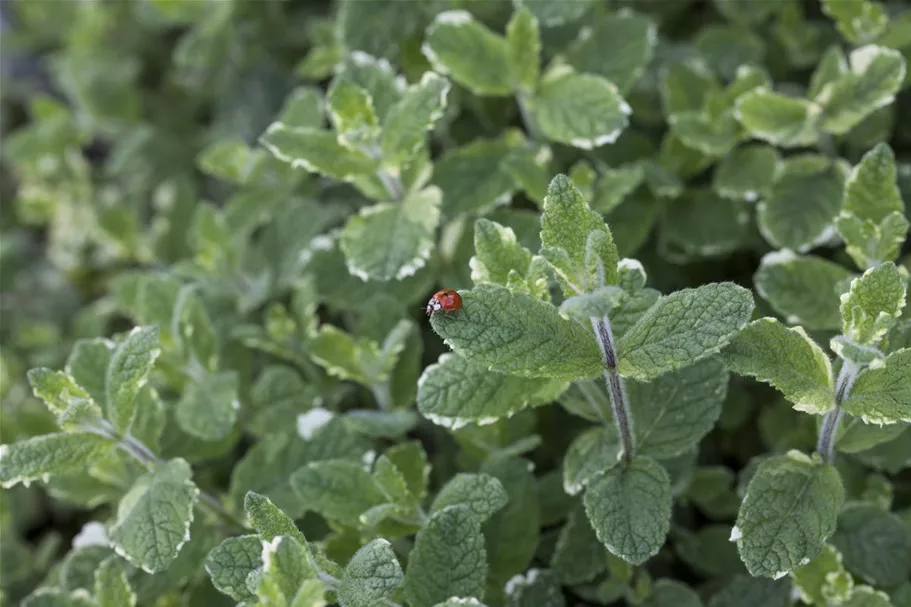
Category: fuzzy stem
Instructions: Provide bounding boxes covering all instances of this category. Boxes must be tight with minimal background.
[816,361,860,464]
[591,316,635,462]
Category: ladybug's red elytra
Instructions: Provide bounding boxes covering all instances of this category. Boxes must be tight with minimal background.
[425,289,462,316]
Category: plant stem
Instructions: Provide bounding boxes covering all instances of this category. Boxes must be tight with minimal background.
[816,361,860,464]
[591,316,635,462]
[376,169,405,201]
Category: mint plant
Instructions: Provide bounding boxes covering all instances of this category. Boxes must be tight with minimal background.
[2,0,911,606]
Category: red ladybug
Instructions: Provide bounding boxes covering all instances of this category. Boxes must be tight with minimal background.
[425,289,462,316]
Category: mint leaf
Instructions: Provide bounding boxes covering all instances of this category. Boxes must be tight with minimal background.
[340,186,441,281]
[336,52,402,122]
[733,451,844,578]
[836,211,910,271]
[792,543,852,606]
[257,535,318,603]
[630,357,729,458]
[528,68,631,149]
[65,338,114,406]
[660,59,720,116]
[205,535,262,602]
[832,503,911,588]
[106,326,160,435]
[506,7,539,93]
[416,354,553,430]
[618,283,754,381]
[326,79,380,149]
[93,556,135,607]
[514,0,595,26]
[404,506,487,607]
[659,190,751,262]
[109,458,199,574]
[502,144,552,206]
[758,155,849,251]
[26,367,93,417]
[430,285,601,379]
[563,11,656,94]
[291,460,386,527]
[260,124,378,179]
[244,491,306,544]
[174,371,239,441]
[503,568,564,606]
[817,45,906,135]
[713,144,781,202]
[430,473,508,523]
[275,86,325,129]
[583,456,672,565]
[843,348,911,424]
[482,456,539,584]
[842,587,892,607]
[643,579,703,607]
[564,426,621,495]
[821,0,888,44]
[840,262,907,346]
[434,136,520,218]
[422,11,513,97]
[722,318,834,414]
[551,503,608,584]
[754,250,855,330]
[708,575,792,607]
[339,538,404,607]
[592,164,645,214]
[734,89,820,148]
[836,413,908,453]
[470,218,533,286]
[0,433,113,488]
[380,72,450,169]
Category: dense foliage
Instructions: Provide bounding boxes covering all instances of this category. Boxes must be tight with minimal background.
[1,0,911,606]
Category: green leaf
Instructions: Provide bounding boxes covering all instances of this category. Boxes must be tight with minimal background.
[106,326,160,435]
[257,535,318,603]
[563,426,621,495]
[659,189,751,262]
[758,155,849,251]
[338,538,404,607]
[843,348,911,424]
[551,504,609,584]
[430,473,508,523]
[336,52,403,123]
[205,535,262,602]
[274,86,325,129]
[385,441,430,504]
[503,568,565,606]
[244,491,307,544]
[583,455,672,565]
[404,506,487,607]
[836,211,910,271]
[26,367,93,417]
[430,285,602,380]
[754,250,855,330]
[340,186,441,282]
[563,10,656,94]
[197,138,264,185]
[175,371,239,441]
[433,135,521,218]
[109,458,199,574]
[707,575,792,607]
[734,88,820,148]
[733,451,844,578]
[417,353,553,429]
[660,59,720,116]
[0,432,113,488]
[291,460,386,527]
[836,413,909,453]
[540,174,618,292]
[842,587,892,607]
[841,263,906,346]
[821,0,888,44]
[843,143,904,223]
[713,144,781,202]
[380,72,450,169]
[513,0,595,26]
[630,357,729,458]
[792,544,852,606]
[326,79,380,149]
[94,557,136,607]
[470,218,533,286]
[506,7,540,93]
[174,291,217,371]
[528,67,631,149]
[722,318,834,414]
[817,45,906,135]
[591,163,645,214]
[422,11,513,97]
[260,124,378,180]
[21,588,96,607]
[643,579,703,607]
[832,503,911,588]
[65,338,114,406]
[618,283,754,381]
[481,456,539,583]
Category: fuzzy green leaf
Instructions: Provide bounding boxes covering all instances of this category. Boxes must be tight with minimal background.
[0,432,113,488]
[109,458,199,574]
[244,491,307,544]
[430,473,508,524]
[205,535,262,602]
[551,504,608,584]
[722,318,834,414]
[506,7,540,93]
[832,503,911,588]
[482,456,539,584]
[291,460,386,527]
[618,283,754,381]
[817,45,906,135]
[340,186,441,282]
[503,568,565,606]
[843,143,904,222]
[380,72,450,169]
[175,371,238,441]
[434,135,521,218]
[836,211,910,270]
[713,144,781,202]
[513,0,596,26]
[338,538,404,607]
[470,218,533,286]
[528,68,631,149]
[791,544,852,606]
[430,285,602,379]
[758,155,848,251]
[563,426,621,496]
[335,52,403,123]
[65,338,114,406]
[660,60,720,116]
[733,451,844,578]
[94,557,136,607]
[821,0,888,44]
[326,79,380,148]
[840,262,907,346]
[257,535,318,603]
[734,89,820,148]
[26,367,93,417]
[260,124,378,179]
[583,456,672,565]
[106,326,160,434]
[843,348,911,424]
[643,579,703,607]
[404,506,488,607]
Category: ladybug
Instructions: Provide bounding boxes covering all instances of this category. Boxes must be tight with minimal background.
[425,289,462,316]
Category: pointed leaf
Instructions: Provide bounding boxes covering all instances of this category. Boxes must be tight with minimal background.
[106,326,160,434]
[430,473,508,523]
[206,535,262,602]
[380,72,450,168]
[735,89,820,148]
[843,348,911,424]
[260,124,378,179]
[840,262,907,346]
[0,433,113,488]
[339,538,404,607]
